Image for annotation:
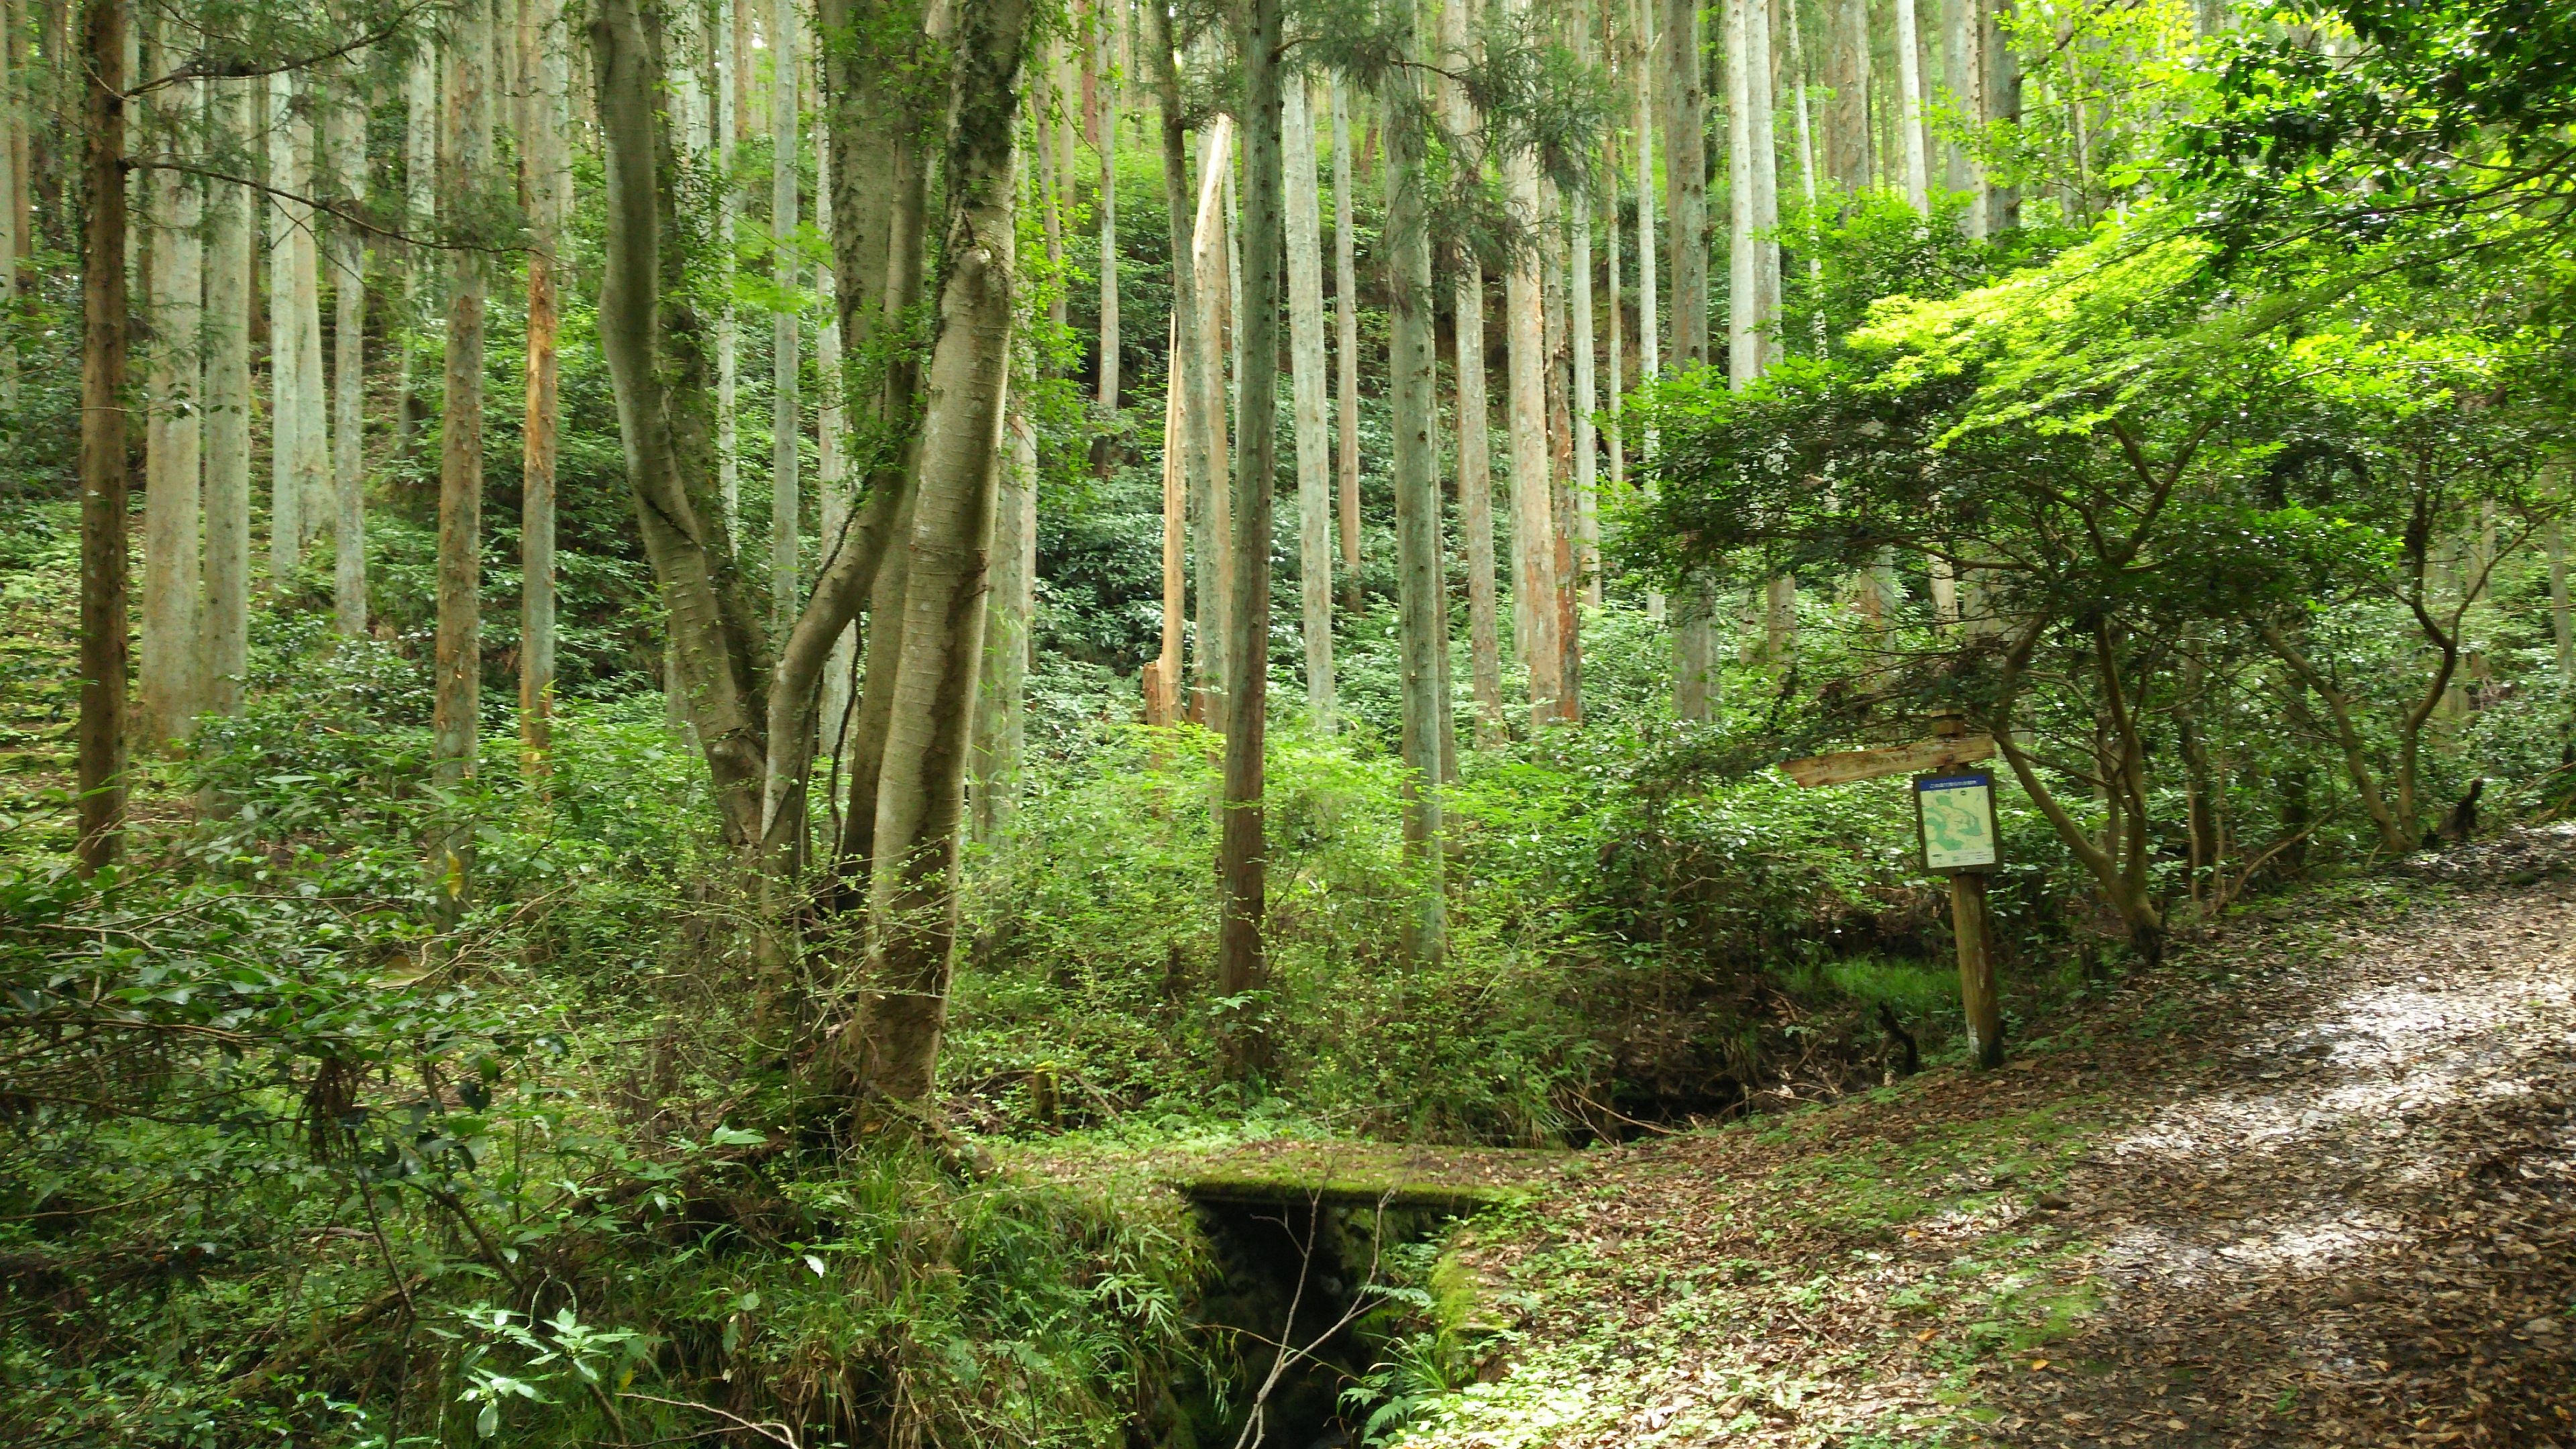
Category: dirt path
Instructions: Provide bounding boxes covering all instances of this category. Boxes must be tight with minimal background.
[1403,829,2576,1448]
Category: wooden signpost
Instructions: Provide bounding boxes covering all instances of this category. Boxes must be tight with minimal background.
[1778,731,2006,1069]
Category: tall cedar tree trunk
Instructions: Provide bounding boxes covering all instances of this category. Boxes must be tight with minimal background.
[771,0,800,637]
[0,0,15,413]
[1095,5,1119,418]
[141,70,202,752]
[1825,0,1869,191]
[846,0,1032,1104]
[1148,315,1184,722]
[1542,189,1578,720]
[522,0,567,772]
[1503,0,1560,731]
[1140,0,1220,724]
[1725,0,1757,385]
[1218,0,1283,1072]
[1383,0,1446,966]
[1943,0,1984,235]
[815,117,852,749]
[431,0,494,916]
[1747,0,1780,337]
[327,82,367,637]
[75,0,126,872]
[267,74,301,578]
[1284,74,1334,731]
[1572,184,1598,608]
[204,79,251,718]
[1631,0,1662,619]
[1331,80,1362,610]
[1188,121,1234,724]
[1442,0,1501,745]
[1662,0,1712,717]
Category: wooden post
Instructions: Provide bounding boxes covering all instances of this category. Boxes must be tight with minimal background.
[1949,869,2002,1069]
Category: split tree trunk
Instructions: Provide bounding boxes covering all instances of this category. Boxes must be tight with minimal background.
[1217,0,1284,1073]
[140,71,202,752]
[1382,0,1446,966]
[76,0,127,872]
[1331,79,1362,611]
[327,76,366,637]
[203,77,252,717]
[431,0,494,916]
[1284,74,1334,732]
[847,0,1033,1104]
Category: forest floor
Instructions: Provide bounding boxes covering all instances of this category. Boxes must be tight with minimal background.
[1393,828,2576,1449]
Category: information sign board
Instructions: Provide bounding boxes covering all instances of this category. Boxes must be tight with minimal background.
[1914,771,2000,873]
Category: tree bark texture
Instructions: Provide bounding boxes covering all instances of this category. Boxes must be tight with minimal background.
[432,0,494,914]
[1504,0,1562,731]
[76,0,127,872]
[847,0,1031,1104]
[771,0,800,635]
[1662,0,1712,718]
[972,408,1034,842]
[1440,0,1500,744]
[1188,120,1234,724]
[1284,73,1334,733]
[267,73,301,578]
[1095,3,1118,414]
[521,0,568,773]
[1893,0,1929,211]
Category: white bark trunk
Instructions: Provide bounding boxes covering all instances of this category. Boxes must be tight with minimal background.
[204,77,253,716]
[1284,74,1334,731]
[817,115,853,750]
[1747,0,1780,339]
[1894,0,1929,212]
[1188,119,1234,721]
[1726,0,1758,386]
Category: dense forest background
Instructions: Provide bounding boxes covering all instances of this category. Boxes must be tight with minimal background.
[2,0,2573,1441]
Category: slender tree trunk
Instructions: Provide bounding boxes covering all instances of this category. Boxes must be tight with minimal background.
[1572,184,1598,610]
[1142,0,1220,725]
[327,77,367,637]
[140,73,202,752]
[1825,0,1870,190]
[1095,2,1118,417]
[1216,0,1282,1072]
[0,0,17,413]
[1786,0,1824,348]
[1149,314,1184,723]
[716,0,739,543]
[1725,0,1758,386]
[1383,0,1444,967]
[1331,78,1362,610]
[1542,191,1579,720]
[1986,0,2019,228]
[1605,136,1623,501]
[1747,0,1780,335]
[973,408,1034,842]
[431,0,493,916]
[291,107,327,560]
[1739,0,1794,655]
[1632,3,1663,622]
[76,0,127,872]
[1943,0,1984,235]
[267,73,301,578]
[1185,120,1234,724]
[1284,73,1334,732]
[204,78,252,718]
[1664,0,1712,718]
[771,0,800,635]
[521,0,567,773]
[400,42,434,455]
[849,0,1032,1105]
[1893,0,1928,211]
[2550,515,2572,692]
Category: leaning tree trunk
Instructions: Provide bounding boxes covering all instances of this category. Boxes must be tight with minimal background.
[431,0,494,918]
[1284,73,1334,733]
[140,70,202,753]
[1382,0,1446,967]
[327,74,367,638]
[845,0,1032,1106]
[203,77,252,718]
[1217,0,1283,1075]
[75,0,127,873]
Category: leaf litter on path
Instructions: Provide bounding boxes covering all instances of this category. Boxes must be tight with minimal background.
[1398,827,2576,1448]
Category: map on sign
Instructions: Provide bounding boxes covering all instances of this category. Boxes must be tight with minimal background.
[1915,773,1999,872]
